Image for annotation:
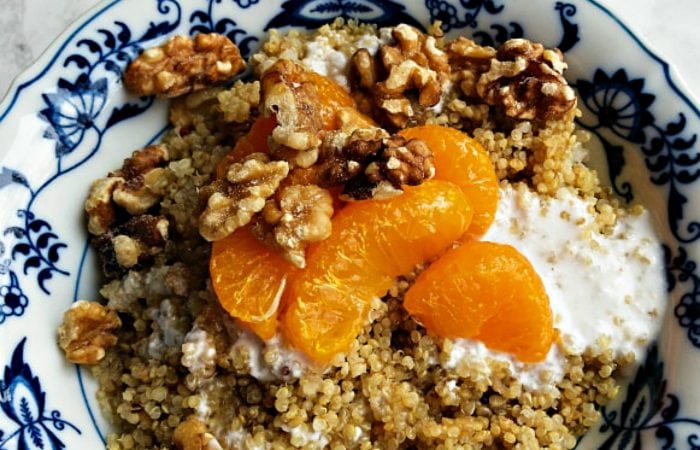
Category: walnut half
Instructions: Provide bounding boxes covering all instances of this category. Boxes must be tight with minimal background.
[198,153,289,241]
[255,185,334,268]
[124,33,246,98]
[58,300,121,365]
[319,129,436,200]
[475,39,576,121]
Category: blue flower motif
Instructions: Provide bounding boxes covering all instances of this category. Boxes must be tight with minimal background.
[39,77,108,157]
[576,69,655,144]
[0,273,27,324]
[0,338,81,449]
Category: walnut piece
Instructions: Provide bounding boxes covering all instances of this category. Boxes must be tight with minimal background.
[318,129,435,200]
[124,33,246,98]
[85,177,123,235]
[92,214,170,277]
[173,416,222,450]
[476,38,576,121]
[198,153,289,241]
[261,59,324,154]
[351,24,450,128]
[110,144,171,215]
[256,185,333,268]
[58,300,121,365]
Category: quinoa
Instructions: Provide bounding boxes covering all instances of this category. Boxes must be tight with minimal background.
[77,20,645,450]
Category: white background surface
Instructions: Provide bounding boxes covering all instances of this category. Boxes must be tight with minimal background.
[0,0,698,102]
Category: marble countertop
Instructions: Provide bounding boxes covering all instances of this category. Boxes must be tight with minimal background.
[0,0,698,103]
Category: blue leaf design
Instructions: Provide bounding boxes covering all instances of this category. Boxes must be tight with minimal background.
[47,243,66,264]
[0,167,29,190]
[35,233,57,250]
[76,38,102,55]
[115,21,131,45]
[63,54,90,69]
[28,220,50,234]
[20,398,43,449]
[11,243,31,258]
[1,339,80,447]
[22,257,42,275]
[105,99,154,129]
[98,28,117,50]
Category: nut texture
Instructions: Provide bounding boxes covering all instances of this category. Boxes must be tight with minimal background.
[124,33,246,98]
[319,129,435,200]
[110,144,171,215]
[257,185,334,268]
[260,59,324,153]
[58,300,121,365]
[198,153,289,241]
[85,177,124,235]
[476,39,576,121]
[350,24,450,128]
[92,214,170,277]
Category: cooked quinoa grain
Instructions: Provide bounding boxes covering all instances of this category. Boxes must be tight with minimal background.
[69,20,649,450]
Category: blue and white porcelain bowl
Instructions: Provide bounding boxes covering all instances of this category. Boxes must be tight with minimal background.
[0,1,699,448]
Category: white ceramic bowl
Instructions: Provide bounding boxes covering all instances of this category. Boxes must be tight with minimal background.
[1,1,699,448]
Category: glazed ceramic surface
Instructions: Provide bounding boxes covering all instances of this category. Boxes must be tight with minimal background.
[0,1,699,448]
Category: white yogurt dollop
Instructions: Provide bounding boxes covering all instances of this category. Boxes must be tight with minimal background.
[482,185,667,360]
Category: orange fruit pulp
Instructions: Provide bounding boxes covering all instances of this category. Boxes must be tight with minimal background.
[404,240,555,362]
[210,226,297,340]
[281,180,473,363]
[399,125,498,238]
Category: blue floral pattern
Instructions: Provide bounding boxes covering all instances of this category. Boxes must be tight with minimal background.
[0,0,182,328]
[598,344,700,449]
[190,0,258,57]
[0,339,80,449]
[266,0,422,30]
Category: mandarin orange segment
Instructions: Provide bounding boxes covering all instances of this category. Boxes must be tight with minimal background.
[210,226,297,339]
[302,70,374,130]
[399,125,498,237]
[281,180,473,363]
[404,241,554,363]
[215,115,277,179]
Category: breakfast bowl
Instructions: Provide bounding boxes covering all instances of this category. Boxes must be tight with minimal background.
[1,0,699,448]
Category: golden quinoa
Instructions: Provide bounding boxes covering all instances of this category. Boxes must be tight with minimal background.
[68,20,646,450]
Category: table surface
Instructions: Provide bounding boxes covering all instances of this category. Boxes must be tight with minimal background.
[0,0,698,103]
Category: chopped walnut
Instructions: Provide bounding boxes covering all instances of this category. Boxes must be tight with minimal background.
[58,300,121,365]
[367,135,435,187]
[173,416,222,450]
[447,37,497,98]
[85,177,123,235]
[476,39,576,121]
[261,59,324,154]
[256,185,333,268]
[92,215,170,276]
[318,129,435,200]
[124,33,246,98]
[350,24,450,128]
[110,144,171,215]
[198,153,289,241]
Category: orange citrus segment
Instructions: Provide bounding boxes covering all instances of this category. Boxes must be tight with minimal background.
[215,115,277,179]
[399,125,498,237]
[404,240,554,362]
[210,227,297,339]
[281,180,473,363]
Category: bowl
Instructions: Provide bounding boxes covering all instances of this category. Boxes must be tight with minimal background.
[1,1,699,448]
